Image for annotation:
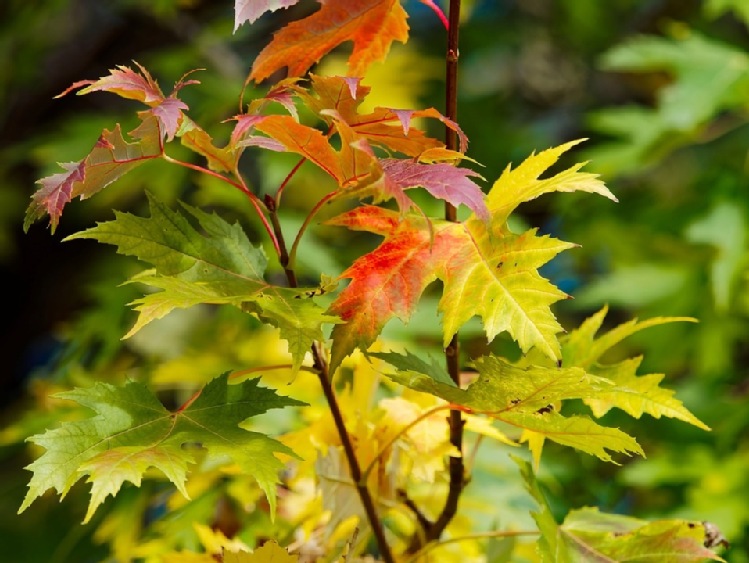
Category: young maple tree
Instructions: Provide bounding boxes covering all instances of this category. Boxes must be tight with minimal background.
[19,1,729,561]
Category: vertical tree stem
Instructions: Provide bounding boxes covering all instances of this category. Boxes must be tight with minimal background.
[407,0,466,552]
[440,0,466,531]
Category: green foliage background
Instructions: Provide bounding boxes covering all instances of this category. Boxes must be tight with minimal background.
[1,0,748,560]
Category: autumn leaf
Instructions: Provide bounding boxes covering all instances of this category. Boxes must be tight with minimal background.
[57,61,166,103]
[378,158,488,220]
[325,142,619,370]
[300,75,466,154]
[65,192,339,371]
[325,208,436,373]
[56,62,198,140]
[561,508,727,563]
[326,206,573,372]
[585,357,709,429]
[24,116,162,233]
[249,0,409,82]
[178,115,236,173]
[225,540,299,562]
[558,306,707,428]
[487,139,616,223]
[19,373,305,522]
[254,115,345,182]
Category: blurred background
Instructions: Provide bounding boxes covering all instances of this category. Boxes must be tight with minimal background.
[1,0,749,560]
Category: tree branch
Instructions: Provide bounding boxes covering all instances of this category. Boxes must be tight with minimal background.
[406,0,466,552]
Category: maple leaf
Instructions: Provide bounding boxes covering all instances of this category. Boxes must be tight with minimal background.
[249,0,409,82]
[368,350,456,387]
[325,208,436,373]
[325,142,618,369]
[562,304,696,369]
[558,306,707,428]
[65,192,339,371]
[326,206,573,372]
[225,540,299,562]
[299,75,466,154]
[379,352,642,462]
[56,62,198,140]
[254,115,345,182]
[585,357,709,429]
[487,139,616,223]
[24,116,162,233]
[516,457,727,562]
[378,158,488,220]
[19,373,305,522]
[234,0,301,29]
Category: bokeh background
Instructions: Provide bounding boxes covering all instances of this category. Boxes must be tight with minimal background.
[1,0,748,560]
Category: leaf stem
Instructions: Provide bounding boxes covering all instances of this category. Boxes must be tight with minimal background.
[274,156,306,207]
[288,189,342,270]
[163,154,281,256]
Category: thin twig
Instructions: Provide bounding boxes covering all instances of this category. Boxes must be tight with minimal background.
[163,154,281,257]
[271,163,395,562]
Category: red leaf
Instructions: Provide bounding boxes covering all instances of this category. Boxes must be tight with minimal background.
[58,62,163,104]
[326,207,435,371]
[147,97,188,141]
[56,62,197,141]
[25,117,162,233]
[249,0,409,82]
[380,159,488,220]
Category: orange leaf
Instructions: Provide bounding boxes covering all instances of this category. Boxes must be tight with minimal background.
[326,207,435,372]
[249,0,409,82]
[254,115,344,182]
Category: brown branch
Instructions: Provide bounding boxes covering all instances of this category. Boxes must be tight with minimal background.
[406,0,466,552]
[309,343,395,563]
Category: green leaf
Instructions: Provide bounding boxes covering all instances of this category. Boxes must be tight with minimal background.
[516,458,726,562]
[65,193,339,371]
[367,350,456,387]
[383,354,642,462]
[588,30,749,171]
[585,357,710,430]
[19,373,305,522]
[602,31,749,128]
[705,0,749,27]
[562,305,697,370]
[562,507,726,562]
[685,201,746,311]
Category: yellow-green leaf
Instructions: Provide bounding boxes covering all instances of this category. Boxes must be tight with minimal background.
[19,374,304,522]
